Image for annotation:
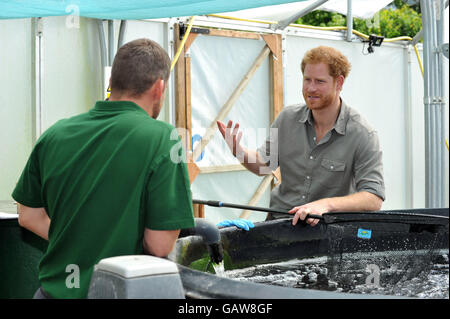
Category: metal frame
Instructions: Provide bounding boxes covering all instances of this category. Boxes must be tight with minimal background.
[32,17,43,143]
[108,20,115,66]
[270,0,329,31]
[404,46,414,209]
[346,0,353,42]
[420,0,447,208]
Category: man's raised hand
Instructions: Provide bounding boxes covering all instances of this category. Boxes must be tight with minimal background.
[217,120,244,157]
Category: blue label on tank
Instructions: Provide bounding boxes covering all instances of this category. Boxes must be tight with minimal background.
[357,228,372,239]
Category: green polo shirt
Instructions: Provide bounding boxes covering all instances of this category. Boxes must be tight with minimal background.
[12,100,195,298]
[258,100,385,217]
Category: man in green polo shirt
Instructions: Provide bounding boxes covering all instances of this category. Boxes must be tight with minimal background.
[12,38,195,299]
[218,46,385,226]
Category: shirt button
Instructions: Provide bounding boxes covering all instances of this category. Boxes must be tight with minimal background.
[306,176,310,179]
[330,165,334,170]
[302,195,306,199]
[309,156,314,160]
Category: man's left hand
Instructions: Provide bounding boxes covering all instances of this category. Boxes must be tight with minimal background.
[289,199,330,227]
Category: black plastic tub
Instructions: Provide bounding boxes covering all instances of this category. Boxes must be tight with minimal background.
[0,217,47,298]
[170,208,449,299]
[1,206,448,299]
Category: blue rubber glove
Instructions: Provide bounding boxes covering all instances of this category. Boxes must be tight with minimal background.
[216,219,255,231]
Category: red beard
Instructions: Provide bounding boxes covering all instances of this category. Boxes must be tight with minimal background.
[303,91,336,111]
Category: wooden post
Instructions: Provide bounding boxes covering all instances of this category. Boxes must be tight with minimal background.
[174,24,187,134]
[193,203,205,218]
[174,24,203,217]
[174,25,200,155]
[185,54,192,152]
[262,34,284,122]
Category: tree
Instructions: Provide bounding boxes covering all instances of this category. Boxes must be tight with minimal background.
[295,1,422,39]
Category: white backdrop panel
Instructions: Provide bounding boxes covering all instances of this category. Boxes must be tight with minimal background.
[41,17,102,131]
[0,19,33,201]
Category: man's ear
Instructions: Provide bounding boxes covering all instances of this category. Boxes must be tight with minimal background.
[336,75,345,91]
[151,79,165,100]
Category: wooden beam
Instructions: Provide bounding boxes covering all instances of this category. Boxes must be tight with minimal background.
[206,29,261,40]
[263,33,284,122]
[192,45,271,162]
[272,167,282,186]
[199,164,246,174]
[239,174,274,219]
[185,33,199,52]
[193,203,205,218]
[174,24,201,185]
[184,46,202,184]
[187,162,200,184]
[187,154,200,184]
[261,34,280,57]
[239,167,282,220]
[185,55,192,151]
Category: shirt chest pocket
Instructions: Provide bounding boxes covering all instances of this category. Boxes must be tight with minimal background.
[318,158,346,188]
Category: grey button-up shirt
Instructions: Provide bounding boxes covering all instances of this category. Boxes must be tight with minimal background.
[257,100,385,212]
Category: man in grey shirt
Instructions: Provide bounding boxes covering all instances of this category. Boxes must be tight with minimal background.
[217,46,385,226]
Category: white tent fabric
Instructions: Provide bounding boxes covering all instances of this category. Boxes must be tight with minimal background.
[220,0,394,21]
[0,0,304,20]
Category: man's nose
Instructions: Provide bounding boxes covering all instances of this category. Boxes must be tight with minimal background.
[305,83,317,92]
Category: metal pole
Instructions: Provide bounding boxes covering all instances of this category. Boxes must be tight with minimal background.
[422,0,432,206]
[405,47,414,208]
[118,20,127,49]
[436,0,446,206]
[412,29,423,46]
[108,20,115,66]
[420,0,446,208]
[32,17,43,143]
[97,20,107,70]
[97,20,108,97]
[346,0,353,42]
[270,0,329,31]
[417,1,450,46]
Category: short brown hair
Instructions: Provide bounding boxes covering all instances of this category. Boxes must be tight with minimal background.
[301,46,351,79]
[110,38,171,97]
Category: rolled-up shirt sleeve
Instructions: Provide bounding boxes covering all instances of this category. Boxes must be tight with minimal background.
[353,130,385,201]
